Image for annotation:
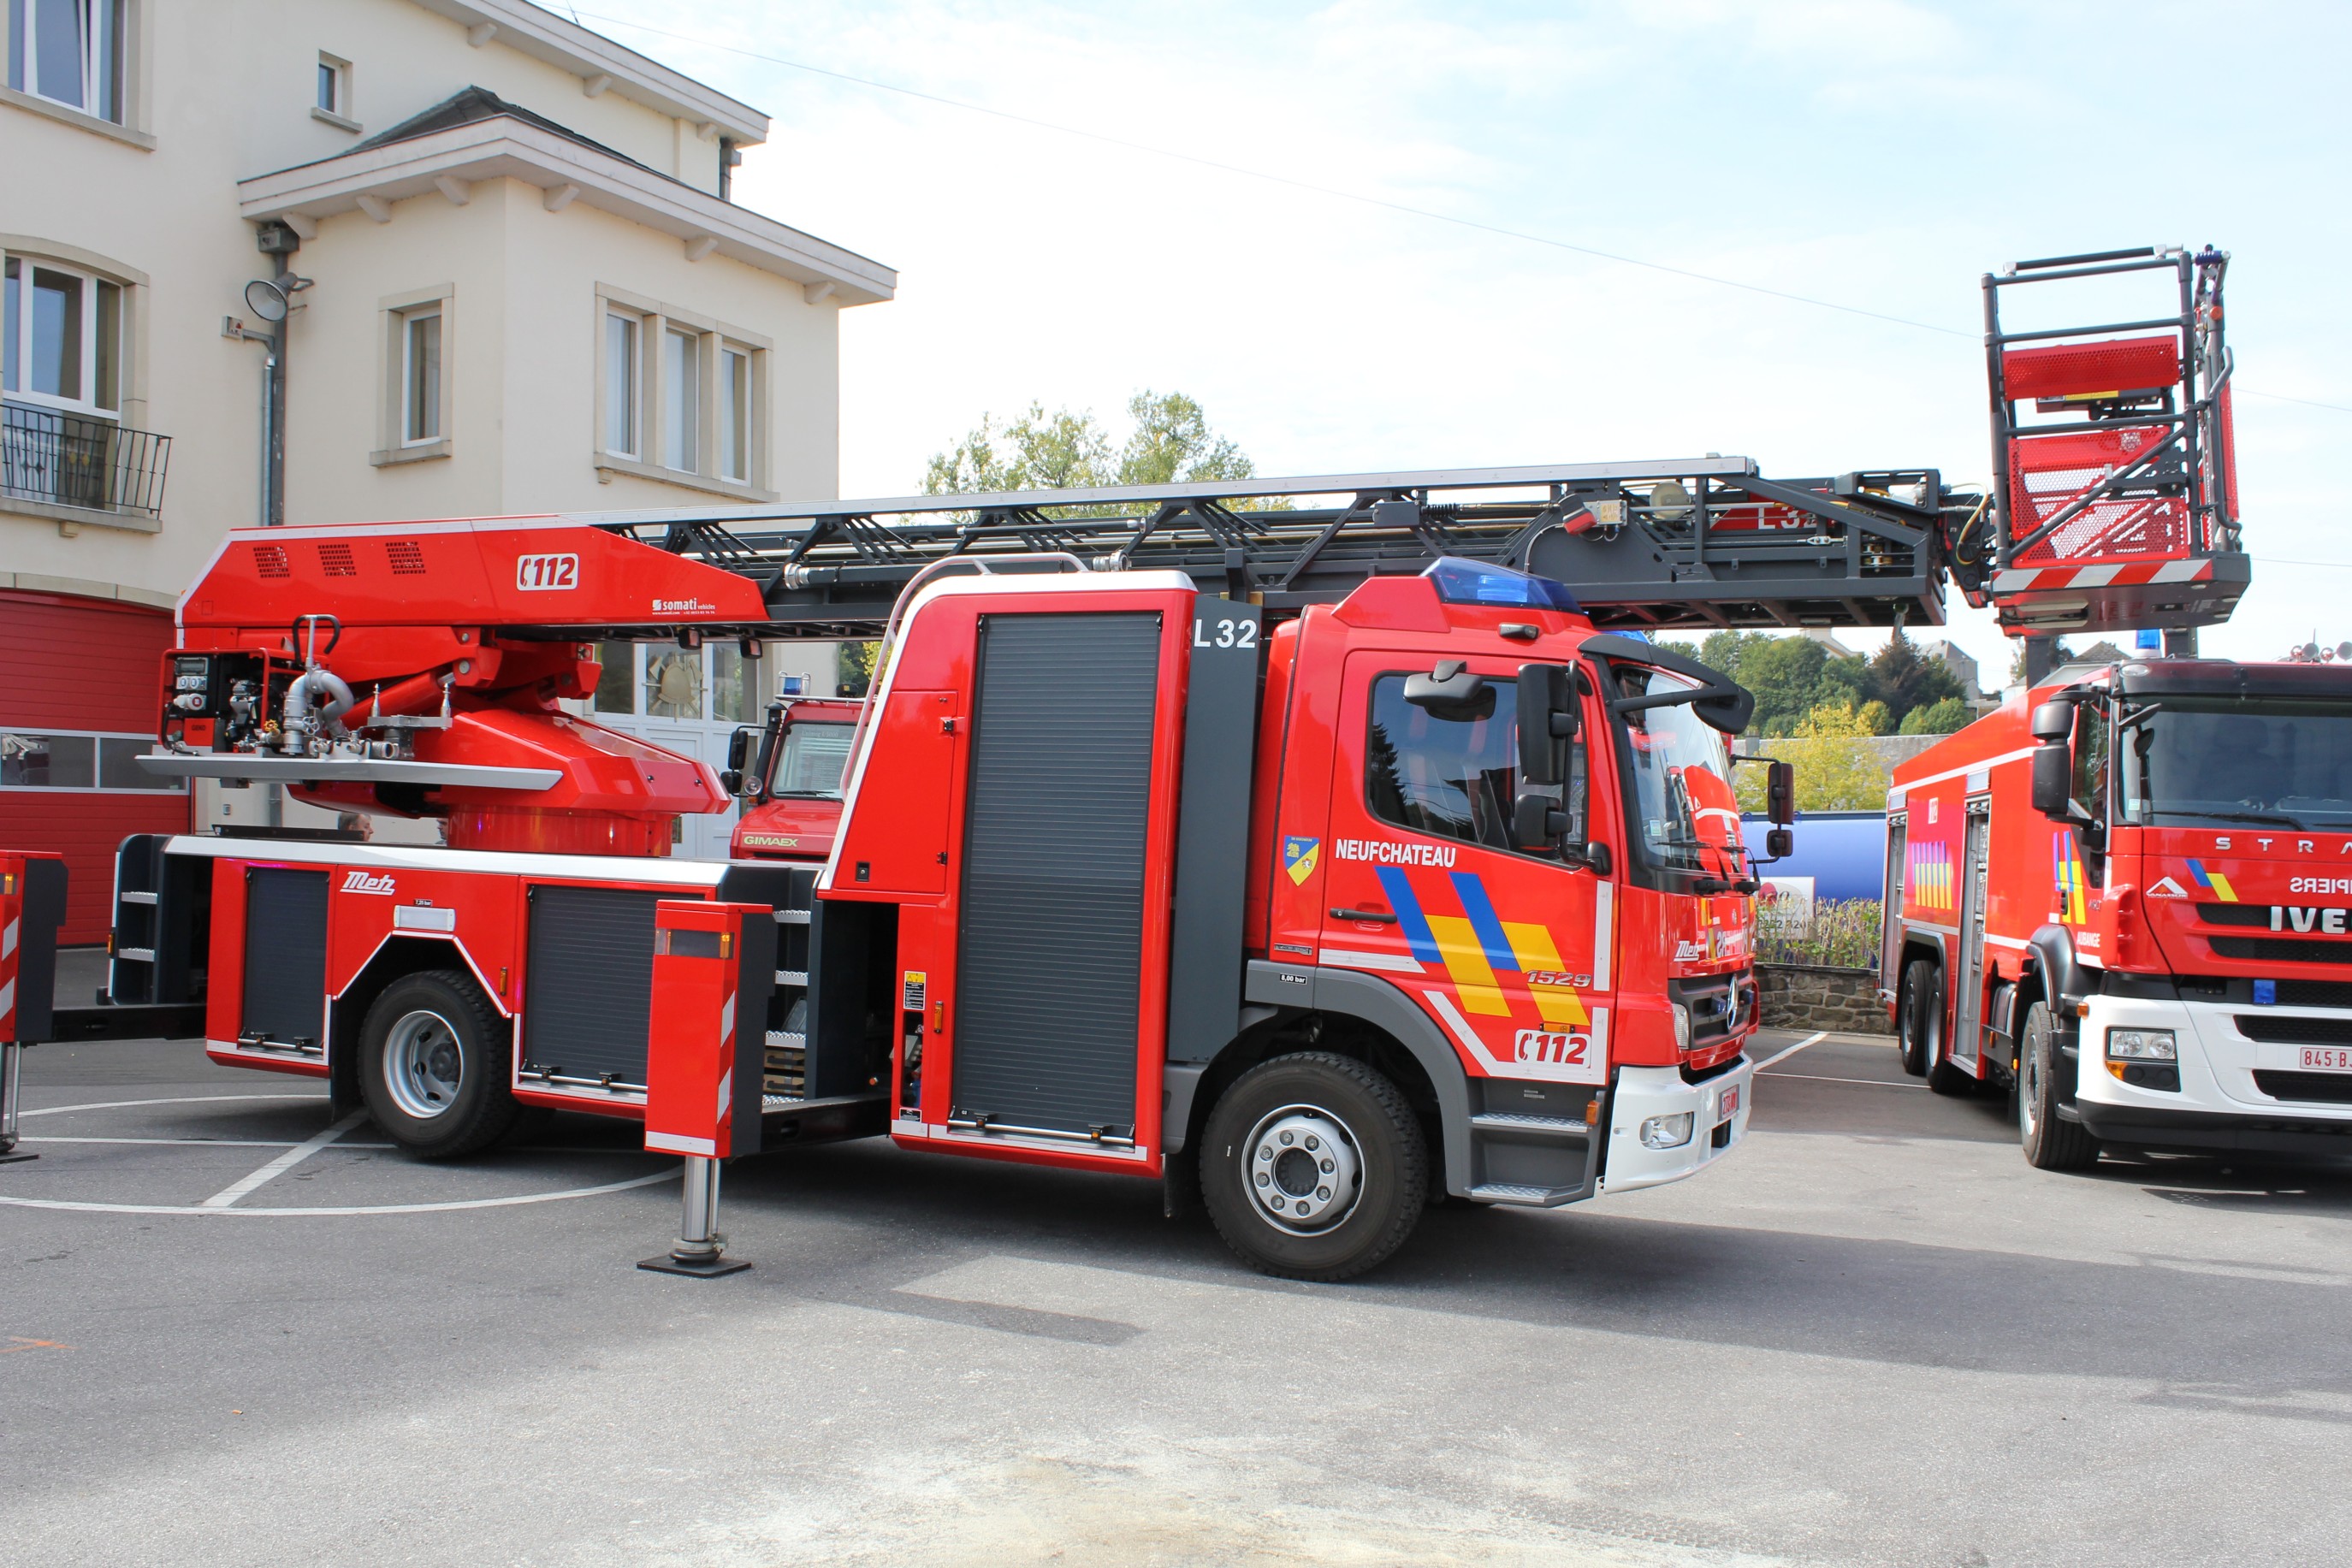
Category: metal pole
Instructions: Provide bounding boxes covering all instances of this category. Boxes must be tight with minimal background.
[640,1155,749,1276]
[0,1041,33,1163]
[265,256,289,529]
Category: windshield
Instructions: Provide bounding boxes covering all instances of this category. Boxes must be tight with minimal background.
[2119,698,2352,830]
[1614,666,1742,874]
[771,721,853,798]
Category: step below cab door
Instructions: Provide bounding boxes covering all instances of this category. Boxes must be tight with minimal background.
[1317,652,1614,1086]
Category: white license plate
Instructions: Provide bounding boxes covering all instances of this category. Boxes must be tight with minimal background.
[2298,1047,2352,1074]
[1717,1084,1742,1122]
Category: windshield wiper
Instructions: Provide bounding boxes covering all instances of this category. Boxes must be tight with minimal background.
[2162,808,2303,829]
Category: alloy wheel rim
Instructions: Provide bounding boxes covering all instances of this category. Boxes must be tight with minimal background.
[383,1009,464,1121]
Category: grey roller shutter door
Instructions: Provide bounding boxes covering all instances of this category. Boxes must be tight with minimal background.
[522,885,663,1085]
[951,612,1161,1135]
[241,867,328,1044]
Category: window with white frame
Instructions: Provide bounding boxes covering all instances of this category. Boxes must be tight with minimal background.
[595,289,768,489]
[603,307,641,459]
[3,251,122,416]
[400,305,441,444]
[316,52,347,115]
[719,343,752,482]
[9,0,125,121]
[661,326,698,473]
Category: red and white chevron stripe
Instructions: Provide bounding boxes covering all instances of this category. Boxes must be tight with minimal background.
[1990,559,2215,595]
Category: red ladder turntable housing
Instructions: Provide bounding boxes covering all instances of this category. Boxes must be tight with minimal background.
[1979,246,2248,637]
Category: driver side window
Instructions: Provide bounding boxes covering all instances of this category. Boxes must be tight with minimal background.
[1364,674,1582,855]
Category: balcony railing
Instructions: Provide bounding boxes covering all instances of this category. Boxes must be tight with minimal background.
[2,402,171,520]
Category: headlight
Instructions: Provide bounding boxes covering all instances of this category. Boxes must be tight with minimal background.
[2106,1028,2177,1062]
[1671,1003,1691,1053]
[1639,1112,1694,1150]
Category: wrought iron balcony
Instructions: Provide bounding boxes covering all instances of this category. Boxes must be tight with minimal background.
[2,402,171,520]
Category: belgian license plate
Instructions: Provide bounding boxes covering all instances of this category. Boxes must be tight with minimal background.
[2299,1047,2352,1074]
[1717,1084,1742,1121]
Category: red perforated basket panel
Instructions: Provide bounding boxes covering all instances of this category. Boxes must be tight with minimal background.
[2008,427,2189,566]
[2002,335,2181,401]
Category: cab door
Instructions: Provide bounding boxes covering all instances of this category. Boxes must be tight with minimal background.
[1317,652,1614,1084]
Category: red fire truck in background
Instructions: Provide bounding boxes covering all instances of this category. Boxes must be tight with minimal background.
[10,456,1936,1279]
[728,697,857,862]
[1883,657,2352,1166]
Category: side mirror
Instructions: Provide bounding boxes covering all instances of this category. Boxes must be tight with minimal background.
[1515,663,1577,784]
[1766,760,1796,825]
[2030,741,2071,818]
[726,725,756,772]
[1765,826,1793,860]
[718,769,744,795]
[1576,841,1614,877]
[2029,700,2075,742]
[1404,660,1492,719]
[1512,790,1569,850]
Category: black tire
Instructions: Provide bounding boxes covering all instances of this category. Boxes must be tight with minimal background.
[2018,1000,2100,1171]
[358,969,519,1157]
[1897,957,1938,1077]
[1200,1052,1428,1281]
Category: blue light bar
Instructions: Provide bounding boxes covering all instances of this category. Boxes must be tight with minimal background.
[1424,557,1580,612]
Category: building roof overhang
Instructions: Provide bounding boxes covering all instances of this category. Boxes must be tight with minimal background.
[405,0,768,145]
[237,115,896,305]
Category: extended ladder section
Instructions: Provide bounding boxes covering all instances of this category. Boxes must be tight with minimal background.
[1980,246,2248,636]
[572,456,1986,639]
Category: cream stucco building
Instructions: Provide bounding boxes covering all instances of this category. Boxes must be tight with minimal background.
[3,0,892,920]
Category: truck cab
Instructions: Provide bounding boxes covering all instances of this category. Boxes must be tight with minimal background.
[726,698,858,862]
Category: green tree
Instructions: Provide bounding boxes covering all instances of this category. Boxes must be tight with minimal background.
[1899,695,1971,735]
[923,390,1259,500]
[1690,630,1868,737]
[1859,629,1964,727]
[1785,701,1896,810]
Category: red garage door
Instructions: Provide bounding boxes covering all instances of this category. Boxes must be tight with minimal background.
[0,589,190,944]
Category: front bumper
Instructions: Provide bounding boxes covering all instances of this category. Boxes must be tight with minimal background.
[1598,1056,1753,1193]
[2075,991,2352,1156]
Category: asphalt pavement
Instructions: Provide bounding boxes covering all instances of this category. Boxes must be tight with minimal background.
[5,965,2349,1566]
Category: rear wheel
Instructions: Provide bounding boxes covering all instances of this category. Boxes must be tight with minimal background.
[2018,1000,2100,1171]
[358,969,518,1157]
[1897,957,1938,1077]
[1201,1052,1427,1281]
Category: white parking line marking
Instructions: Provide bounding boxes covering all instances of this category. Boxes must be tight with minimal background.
[200,1112,368,1208]
[1755,1030,1829,1070]
[19,1093,327,1119]
[1762,1071,1927,1090]
[0,1167,680,1217]
[26,1136,398,1150]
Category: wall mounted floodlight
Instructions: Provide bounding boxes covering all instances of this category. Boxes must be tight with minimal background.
[242,275,312,324]
[244,279,290,323]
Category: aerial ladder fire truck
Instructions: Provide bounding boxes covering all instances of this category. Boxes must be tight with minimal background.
[1882,246,2352,1169]
[0,447,2016,1279]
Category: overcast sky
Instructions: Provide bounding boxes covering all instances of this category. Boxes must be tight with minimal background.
[574,0,2351,684]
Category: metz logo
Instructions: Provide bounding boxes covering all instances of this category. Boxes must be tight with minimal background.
[515,553,579,592]
[341,871,395,896]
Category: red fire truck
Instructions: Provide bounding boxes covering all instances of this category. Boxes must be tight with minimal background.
[1883,656,2352,1166]
[7,452,2023,1277]
[728,697,857,862]
[1877,244,2352,1165]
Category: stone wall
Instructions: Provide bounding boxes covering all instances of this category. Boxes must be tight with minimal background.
[1757,964,1889,1035]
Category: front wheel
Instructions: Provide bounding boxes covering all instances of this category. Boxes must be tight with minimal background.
[2018,1000,2100,1171]
[358,969,519,1157]
[1200,1052,1428,1281]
